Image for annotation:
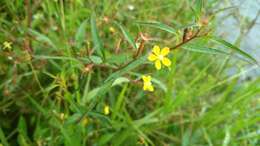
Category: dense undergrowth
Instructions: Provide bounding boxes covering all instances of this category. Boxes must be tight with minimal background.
[0,0,259,146]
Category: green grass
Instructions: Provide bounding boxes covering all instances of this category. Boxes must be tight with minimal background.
[0,0,259,146]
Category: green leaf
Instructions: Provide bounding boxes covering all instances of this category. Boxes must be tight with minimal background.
[82,87,101,104]
[28,29,57,50]
[85,57,146,107]
[112,77,130,86]
[182,130,191,146]
[98,133,115,145]
[17,116,30,146]
[28,96,48,116]
[115,22,137,49]
[75,19,88,48]
[65,113,82,125]
[89,55,103,64]
[105,56,146,82]
[183,46,230,55]
[91,13,105,59]
[152,78,167,92]
[106,53,129,64]
[113,84,128,119]
[0,127,9,146]
[222,126,231,146]
[210,36,257,63]
[195,0,203,16]
[136,21,177,35]
[18,116,28,136]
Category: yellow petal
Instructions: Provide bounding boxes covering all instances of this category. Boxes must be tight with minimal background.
[162,57,171,67]
[3,41,12,49]
[104,105,110,115]
[148,53,157,61]
[152,45,160,55]
[142,75,151,82]
[146,75,151,81]
[148,85,154,92]
[143,84,148,91]
[161,47,170,56]
[155,60,161,70]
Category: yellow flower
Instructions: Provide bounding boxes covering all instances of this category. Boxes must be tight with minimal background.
[104,105,110,115]
[81,117,89,126]
[142,75,154,92]
[109,27,116,33]
[148,45,171,70]
[3,41,12,50]
[59,113,66,121]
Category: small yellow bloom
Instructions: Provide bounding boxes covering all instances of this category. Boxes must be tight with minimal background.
[148,45,171,70]
[142,75,154,92]
[81,117,89,126]
[3,41,12,50]
[109,27,116,33]
[137,136,145,145]
[104,105,110,115]
[59,113,66,121]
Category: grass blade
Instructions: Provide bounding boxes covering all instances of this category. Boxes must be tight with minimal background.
[136,21,177,35]
[91,13,105,59]
[0,127,9,146]
[29,29,57,50]
[75,19,88,48]
[209,36,257,63]
[183,46,230,55]
[115,22,137,49]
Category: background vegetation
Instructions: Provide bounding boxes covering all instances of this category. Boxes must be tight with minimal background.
[0,0,259,146]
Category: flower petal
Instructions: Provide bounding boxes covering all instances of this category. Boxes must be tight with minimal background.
[148,85,154,92]
[155,60,161,70]
[143,85,147,91]
[148,53,157,61]
[104,105,110,115]
[146,75,151,81]
[152,45,160,55]
[162,57,171,67]
[142,75,151,82]
[161,47,170,56]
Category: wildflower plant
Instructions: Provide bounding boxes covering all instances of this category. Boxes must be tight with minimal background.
[0,0,259,146]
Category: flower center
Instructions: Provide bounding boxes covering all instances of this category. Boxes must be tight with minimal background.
[158,55,164,60]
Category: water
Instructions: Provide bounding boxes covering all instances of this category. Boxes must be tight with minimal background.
[217,0,260,77]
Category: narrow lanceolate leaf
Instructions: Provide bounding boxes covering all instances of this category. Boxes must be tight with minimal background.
[91,13,105,59]
[105,56,146,82]
[0,127,9,146]
[75,19,88,48]
[29,29,57,49]
[136,21,177,35]
[183,46,230,55]
[112,77,130,86]
[115,22,137,49]
[195,0,204,15]
[82,87,101,104]
[18,116,28,137]
[209,36,257,63]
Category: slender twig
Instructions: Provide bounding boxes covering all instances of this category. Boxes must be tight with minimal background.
[115,38,122,54]
[245,10,260,36]
[171,29,202,50]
